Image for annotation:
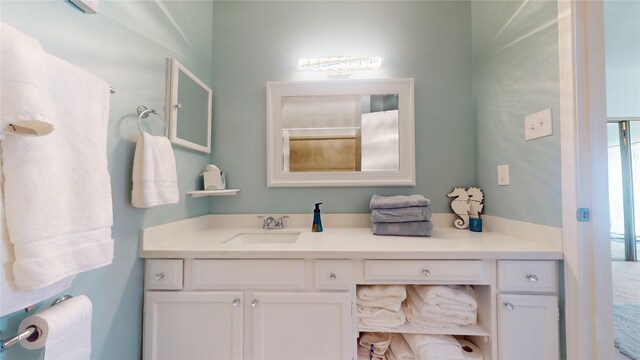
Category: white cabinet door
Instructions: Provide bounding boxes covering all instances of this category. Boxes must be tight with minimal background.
[250,292,352,359]
[144,291,243,360]
[497,294,559,360]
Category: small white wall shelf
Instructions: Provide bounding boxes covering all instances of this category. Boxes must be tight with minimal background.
[187,189,240,198]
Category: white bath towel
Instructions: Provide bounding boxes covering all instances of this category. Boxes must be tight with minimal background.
[0,168,73,316]
[0,23,54,127]
[357,285,407,308]
[131,132,179,208]
[402,334,464,360]
[357,305,406,330]
[413,285,477,312]
[388,333,415,360]
[1,52,113,290]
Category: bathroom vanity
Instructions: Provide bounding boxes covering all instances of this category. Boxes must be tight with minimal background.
[140,214,562,360]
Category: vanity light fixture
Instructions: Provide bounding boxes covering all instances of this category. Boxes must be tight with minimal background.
[298,56,382,75]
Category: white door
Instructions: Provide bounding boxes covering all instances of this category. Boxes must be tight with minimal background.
[497,294,559,360]
[144,291,243,360]
[249,292,352,359]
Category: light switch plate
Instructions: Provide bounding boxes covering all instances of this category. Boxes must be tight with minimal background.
[497,164,510,185]
[525,108,553,140]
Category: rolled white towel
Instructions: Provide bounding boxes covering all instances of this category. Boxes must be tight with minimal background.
[357,285,407,308]
[402,334,464,360]
[413,285,477,311]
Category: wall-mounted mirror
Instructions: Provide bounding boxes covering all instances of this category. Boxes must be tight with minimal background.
[267,78,415,187]
[166,58,212,153]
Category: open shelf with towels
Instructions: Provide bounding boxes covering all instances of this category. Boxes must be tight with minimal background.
[187,189,240,198]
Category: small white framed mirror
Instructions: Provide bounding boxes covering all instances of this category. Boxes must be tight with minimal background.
[267,78,415,187]
[166,58,212,153]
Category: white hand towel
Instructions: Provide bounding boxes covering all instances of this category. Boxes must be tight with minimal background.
[359,332,393,356]
[357,305,406,330]
[407,286,477,326]
[0,168,73,316]
[0,22,54,127]
[402,334,464,360]
[389,334,415,359]
[18,295,92,360]
[1,51,113,290]
[357,285,407,308]
[131,132,179,208]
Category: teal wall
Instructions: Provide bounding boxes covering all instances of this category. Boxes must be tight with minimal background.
[604,0,640,118]
[471,0,562,227]
[0,1,213,359]
[208,1,475,215]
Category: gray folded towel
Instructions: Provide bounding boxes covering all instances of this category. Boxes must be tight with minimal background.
[372,221,433,237]
[370,194,430,209]
[371,206,432,223]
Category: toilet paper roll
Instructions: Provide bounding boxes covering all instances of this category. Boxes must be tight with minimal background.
[459,339,483,360]
[18,295,92,360]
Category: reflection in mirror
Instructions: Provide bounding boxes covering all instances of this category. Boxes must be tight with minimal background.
[267,78,415,187]
[281,95,399,172]
[166,58,212,153]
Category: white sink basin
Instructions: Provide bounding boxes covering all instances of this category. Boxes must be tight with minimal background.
[225,231,301,244]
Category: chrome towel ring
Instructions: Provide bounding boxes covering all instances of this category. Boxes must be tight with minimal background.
[136,105,166,136]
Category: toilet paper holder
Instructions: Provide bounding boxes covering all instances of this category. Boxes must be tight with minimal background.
[0,295,73,353]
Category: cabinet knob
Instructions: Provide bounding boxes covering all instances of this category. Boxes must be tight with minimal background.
[526,274,539,282]
[155,272,165,281]
[422,269,431,277]
[329,273,337,281]
[232,298,241,307]
[503,301,515,311]
[251,299,259,308]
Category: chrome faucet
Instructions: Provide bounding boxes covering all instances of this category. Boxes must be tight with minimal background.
[258,215,289,229]
[259,216,276,229]
[275,216,289,229]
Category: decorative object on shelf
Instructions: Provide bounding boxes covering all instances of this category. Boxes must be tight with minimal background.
[447,188,471,229]
[467,187,484,217]
[201,164,225,190]
[447,187,484,230]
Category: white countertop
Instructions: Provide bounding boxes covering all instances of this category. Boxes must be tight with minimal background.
[140,214,563,260]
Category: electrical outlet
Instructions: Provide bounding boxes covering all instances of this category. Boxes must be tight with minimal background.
[497,164,510,185]
[525,108,553,141]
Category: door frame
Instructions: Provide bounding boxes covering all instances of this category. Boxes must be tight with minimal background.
[559,0,615,359]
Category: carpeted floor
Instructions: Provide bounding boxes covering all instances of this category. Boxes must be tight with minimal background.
[612,261,640,360]
[613,304,640,360]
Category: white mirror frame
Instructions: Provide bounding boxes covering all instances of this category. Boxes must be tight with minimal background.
[267,78,415,187]
[166,58,212,154]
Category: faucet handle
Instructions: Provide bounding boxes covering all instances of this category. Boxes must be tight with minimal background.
[275,215,289,229]
[257,216,268,228]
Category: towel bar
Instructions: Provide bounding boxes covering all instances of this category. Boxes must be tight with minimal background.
[0,295,73,353]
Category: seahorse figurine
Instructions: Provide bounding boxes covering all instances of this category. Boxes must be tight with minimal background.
[447,187,470,229]
[467,187,484,216]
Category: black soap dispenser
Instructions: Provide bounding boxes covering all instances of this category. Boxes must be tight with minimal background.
[312,202,323,232]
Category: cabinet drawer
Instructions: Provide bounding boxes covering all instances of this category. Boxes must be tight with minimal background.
[314,260,352,290]
[364,260,490,283]
[145,259,183,290]
[191,260,305,290]
[498,260,557,293]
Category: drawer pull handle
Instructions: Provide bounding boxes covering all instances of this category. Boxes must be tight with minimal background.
[503,301,515,311]
[251,299,259,308]
[422,269,431,277]
[155,272,165,281]
[329,273,337,281]
[232,298,241,307]
[526,274,539,282]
